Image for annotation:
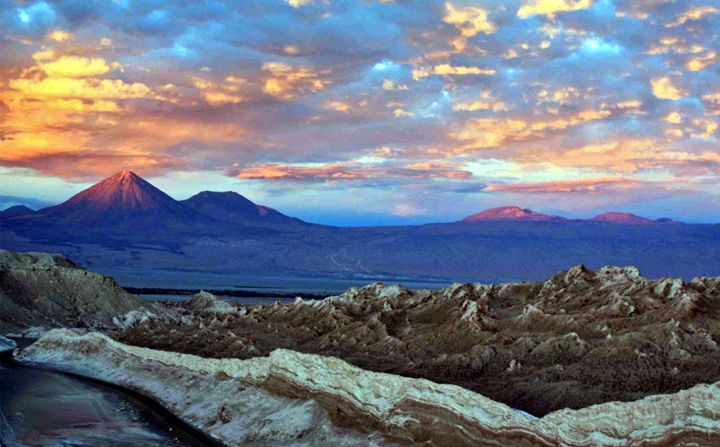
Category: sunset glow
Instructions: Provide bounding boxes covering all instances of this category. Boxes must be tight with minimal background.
[1,0,718,224]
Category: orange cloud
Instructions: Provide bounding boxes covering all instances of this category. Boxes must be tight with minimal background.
[41,56,111,78]
[668,6,718,27]
[443,3,496,37]
[650,77,686,100]
[413,64,495,80]
[484,177,652,193]
[450,109,611,151]
[510,138,720,175]
[685,51,718,71]
[231,161,471,182]
[261,62,331,100]
[0,46,253,178]
[517,0,594,18]
[193,77,243,106]
[46,30,71,42]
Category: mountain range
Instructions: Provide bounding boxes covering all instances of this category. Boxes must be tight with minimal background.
[1,171,718,281]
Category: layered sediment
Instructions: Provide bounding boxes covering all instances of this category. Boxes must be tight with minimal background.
[19,330,720,447]
[118,265,720,416]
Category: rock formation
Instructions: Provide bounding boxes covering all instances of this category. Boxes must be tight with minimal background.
[0,250,144,333]
[19,330,393,447]
[19,330,720,447]
[0,335,16,353]
[181,290,238,315]
[119,265,720,416]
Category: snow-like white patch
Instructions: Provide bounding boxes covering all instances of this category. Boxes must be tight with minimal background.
[113,310,157,329]
[0,336,16,353]
[16,330,720,447]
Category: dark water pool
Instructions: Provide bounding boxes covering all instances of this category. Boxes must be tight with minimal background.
[0,348,214,447]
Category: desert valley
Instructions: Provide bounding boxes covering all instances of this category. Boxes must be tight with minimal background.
[2,0,720,445]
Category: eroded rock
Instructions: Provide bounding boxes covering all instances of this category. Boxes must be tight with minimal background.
[118,265,720,416]
[18,330,720,447]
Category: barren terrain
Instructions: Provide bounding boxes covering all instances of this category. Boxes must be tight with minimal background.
[118,265,720,416]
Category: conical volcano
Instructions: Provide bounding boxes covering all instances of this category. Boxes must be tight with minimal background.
[34,171,202,228]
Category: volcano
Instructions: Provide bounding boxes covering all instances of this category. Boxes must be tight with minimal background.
[3,171,223,245]
[2,171,297,244]
[461,206,566,222]
[181,191,305,228]
[591,212,656,225]
[34,171,202,227]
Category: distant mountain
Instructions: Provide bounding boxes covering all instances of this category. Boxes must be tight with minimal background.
[591,212,656,225]
[462,206,566,222]
[0,205,34,217]
[27,171,203,228]
[182,191,305,228]
[2,172,718,281]
[1,171,304,243]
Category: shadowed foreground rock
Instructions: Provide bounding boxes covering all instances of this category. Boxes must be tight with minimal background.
[0,250,143,333]
[118,265,720,416]
[19,330,720,447]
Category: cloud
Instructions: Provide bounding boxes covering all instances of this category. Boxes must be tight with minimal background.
[483,177,657,194]
[685,51,718,71]
[450,109,612,151]
[40,56,111,78]
[261,62,331,100]
[443,3,496,37]
[382,79,408,91]
[46,30,71,42]
[412,64,495,80]
[285,0,313,7]
[0,0,718,222]
[664,112,683,124]
[193,77,244,105]
[453,100,506,112]
[9,77,153,99]
[650,77,686,100]
[230,161,471,182]
[668,6,719,27]
[517,0,594,18]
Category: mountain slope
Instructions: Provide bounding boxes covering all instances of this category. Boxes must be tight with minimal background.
[0,205,34,217]
[591,212,656,224]
[37,171,201,226]
[0,249,143,332]
[462,206,566,222]
[1,171,299,244]
[181,191,306,228]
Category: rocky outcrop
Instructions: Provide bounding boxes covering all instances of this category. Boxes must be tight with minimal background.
[19,330,720,447]
[18,330,393,447]
[0,250,144,333]
[181,290,237,315]
[0,335,16,353]
[119,265,720,416]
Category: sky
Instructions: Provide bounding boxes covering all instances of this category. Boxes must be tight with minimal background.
[0,0,719,225]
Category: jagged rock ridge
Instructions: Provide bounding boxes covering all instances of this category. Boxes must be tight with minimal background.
[119,265,720,416]
[19,330,720,447]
